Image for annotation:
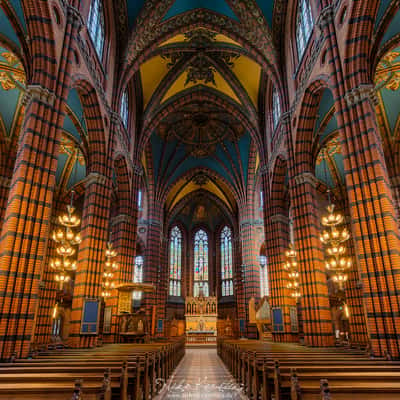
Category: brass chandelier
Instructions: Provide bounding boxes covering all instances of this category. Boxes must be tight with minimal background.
[50,190,81,289]
[284,244,301,299]
[320,202,352,289]
[102,241,119,298]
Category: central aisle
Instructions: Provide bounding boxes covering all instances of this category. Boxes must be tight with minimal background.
[155,347,247,399]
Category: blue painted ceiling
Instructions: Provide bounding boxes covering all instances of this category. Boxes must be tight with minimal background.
[314,89,344,188]
[126,0,146,29]
[163,0,238,21]
[255,0,275,25]
[55,89,87,194]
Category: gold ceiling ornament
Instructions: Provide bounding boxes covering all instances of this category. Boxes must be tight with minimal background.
[102,241,119,298]
[50,190,81,290]
[320,203,352,289]
[284,243,301,300]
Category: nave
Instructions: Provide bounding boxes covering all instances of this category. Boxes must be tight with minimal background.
[155,348,246,400]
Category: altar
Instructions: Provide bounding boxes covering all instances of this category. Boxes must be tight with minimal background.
[185,296,217,343]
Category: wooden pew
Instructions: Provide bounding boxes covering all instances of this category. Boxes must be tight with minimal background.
[0,339,185,400]
[217,339,400,400]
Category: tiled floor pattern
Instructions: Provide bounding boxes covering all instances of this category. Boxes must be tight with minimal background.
[155,347,248,399]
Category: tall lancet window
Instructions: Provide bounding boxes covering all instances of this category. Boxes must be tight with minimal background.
[221,226,233,296]
[260,255,269,297]
[296,0,313,59]
[272,86,281,130]
[193,229,209,297]
[133,255,143,300]
[169,226,182,296]
[120,90,129,129]
[87,0,105,59]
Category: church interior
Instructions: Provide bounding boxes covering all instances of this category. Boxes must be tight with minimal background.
[0,0,400,399]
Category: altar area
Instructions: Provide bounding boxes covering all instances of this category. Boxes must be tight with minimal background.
[185,296,218,343]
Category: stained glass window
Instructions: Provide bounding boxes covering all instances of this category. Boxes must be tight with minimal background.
[221,226,233,296]
[260,191,264,209]
[169,226,182,296]
[120,90,129,128]
[296,0,313,59]
[133,255,143,300]
[259,255,269,297]
[138,190,142,209]
[87,0,105,60]
[193,229,209,297]
[272,87,281,130]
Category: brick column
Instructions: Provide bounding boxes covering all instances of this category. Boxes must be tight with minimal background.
[69,172,112,348]
[0,4,84,360]
[239,207,261,338]
[318,5,400,356]
[290,172,334,347]
[262,162,297,342]
[107,213,135,342]
[143,205,164,335]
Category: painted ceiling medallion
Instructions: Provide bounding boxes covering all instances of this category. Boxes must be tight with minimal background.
[191,172,209,186]
[161,28,239,87]
[158,102,245,157]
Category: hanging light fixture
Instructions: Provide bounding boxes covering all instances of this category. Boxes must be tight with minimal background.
[320,202,352,289]
[50,148,81,289]
[319,145,352,289]
[102,241,119,298]
[284,244,301,300]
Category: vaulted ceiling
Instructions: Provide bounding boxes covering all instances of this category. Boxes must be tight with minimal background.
[115,0,278,216]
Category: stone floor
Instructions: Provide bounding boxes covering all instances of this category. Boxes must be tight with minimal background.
[155,347,247,399]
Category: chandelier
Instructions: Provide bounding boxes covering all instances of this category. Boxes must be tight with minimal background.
[284,244,301,299]
[102,241,119,298]
[50,190,81,289]
[320,203,352,289]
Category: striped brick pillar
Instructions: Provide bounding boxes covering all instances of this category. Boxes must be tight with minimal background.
[239,208,261,338]
[262,164,297,342]
[156,234,169,336]
[0,176,11,228]
[233,235,246,334]
[0,90,62,360]
[143,205,164,335]
[0,4,84,360]
[290,172,334,347]
[107,213,135,342]
[69,172,112,348]
[344,238,368,346]
[317,5,400,356]
[390,176,400,220]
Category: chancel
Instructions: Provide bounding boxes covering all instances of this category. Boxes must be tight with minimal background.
[0,0,400,399]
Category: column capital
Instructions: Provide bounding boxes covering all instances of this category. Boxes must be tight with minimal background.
[270,214,289,225]
[111,214,131,226]
[84,172,109,188]
[22,85,56,108]
[344,84,379,108]
[132,163,143,176]
[294,172,318,188]
[110,111,122,127]
[259,164,269,176]
[316,5,335,31]
[64,3,84,32]
[280,111,291,125]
